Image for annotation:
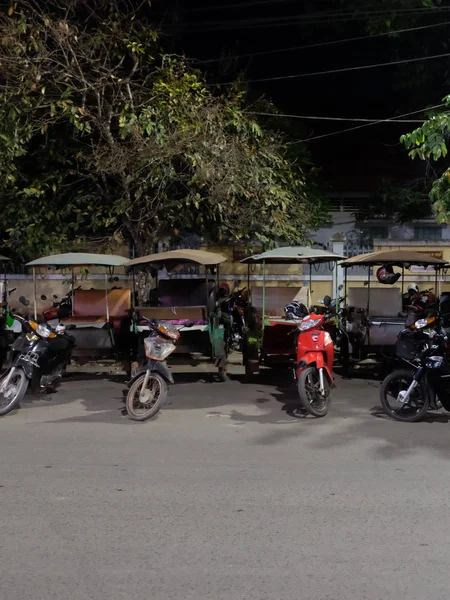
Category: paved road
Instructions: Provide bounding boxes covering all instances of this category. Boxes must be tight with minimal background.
[1,365,450,600]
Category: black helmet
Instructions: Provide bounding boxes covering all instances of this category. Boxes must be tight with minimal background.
[284,301,308,320]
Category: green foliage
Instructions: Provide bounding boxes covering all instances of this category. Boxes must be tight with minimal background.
[401,96,450,222]
[0,0,324,260]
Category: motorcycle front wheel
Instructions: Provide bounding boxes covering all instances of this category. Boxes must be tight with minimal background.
[380,369,429,422]
[126,372,167,421]
[0,367,28,416]
[297,366,330,417]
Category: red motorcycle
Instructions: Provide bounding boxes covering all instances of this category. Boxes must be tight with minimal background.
[296,296,335,417]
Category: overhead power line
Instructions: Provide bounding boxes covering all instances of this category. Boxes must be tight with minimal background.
[188,0,309,11]
[213,51,450,85]
[292,103,445,144]
[178,7,450,32]
[247,112,426,123]
[193,21,450,64]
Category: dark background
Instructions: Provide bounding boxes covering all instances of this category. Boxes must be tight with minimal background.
[151,0,450,193]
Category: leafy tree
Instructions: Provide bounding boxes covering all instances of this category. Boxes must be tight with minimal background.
[0,0,325,261]
[401,95,450,222]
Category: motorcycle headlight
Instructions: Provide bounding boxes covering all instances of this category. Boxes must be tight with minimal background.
[36,324,56,339]
[412,316,436,330]
[144,337,176,361]
[298,319,317,332]
[425,356,443,369]
[156,322,180,340]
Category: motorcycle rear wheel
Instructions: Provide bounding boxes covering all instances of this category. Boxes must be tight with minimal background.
[0,367,28,416]
[380,369,429,422]
[126,372,167,421]
[297,366,330,417]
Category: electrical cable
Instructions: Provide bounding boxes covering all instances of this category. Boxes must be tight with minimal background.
[176,7,450,33]
[193,21,450,64]
[188,0,320,11]
[247,112,426,123]
[291,103,445,143]
[213,51,450,85]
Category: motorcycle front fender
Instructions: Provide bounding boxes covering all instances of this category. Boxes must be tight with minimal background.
[13,356,35,380]
[298,351,325,370]
[128,359,174,387]
[297,352,333,382]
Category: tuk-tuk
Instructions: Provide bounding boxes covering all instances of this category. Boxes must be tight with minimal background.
[340,249,447,371]
[240,246,344,377]
[125,249,230,380]
[26,253,133,370]
[0,254,13,370]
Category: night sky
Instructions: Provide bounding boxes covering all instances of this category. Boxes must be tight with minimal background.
[153,0,450,192]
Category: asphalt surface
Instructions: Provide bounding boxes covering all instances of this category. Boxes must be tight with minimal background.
[1,362,450,600]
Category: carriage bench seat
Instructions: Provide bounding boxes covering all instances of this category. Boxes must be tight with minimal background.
[136,305,207,324]
[63,289,131,329]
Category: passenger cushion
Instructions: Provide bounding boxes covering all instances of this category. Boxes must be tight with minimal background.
[157,279,216,313]
[250,287,306,317]
[65,289,131,328]
[347,287,402,317]
[136,305,207,323]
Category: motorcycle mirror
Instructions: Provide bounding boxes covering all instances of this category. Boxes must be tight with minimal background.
[41,295,47,301]
[234,280,240,288]
[184,321,195,328]
[338,284,344,291]
[53,294,58,300]
[19,296,30,307]
[323,295,332,307]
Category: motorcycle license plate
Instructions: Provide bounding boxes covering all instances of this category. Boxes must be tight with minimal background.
[18,352,40,367]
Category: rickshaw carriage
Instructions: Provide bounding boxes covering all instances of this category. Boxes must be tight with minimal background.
[240,246,344,377]
[25,253,133,366]
[124,249,229,379]
[0,254,13,370]
[341,249,447,367]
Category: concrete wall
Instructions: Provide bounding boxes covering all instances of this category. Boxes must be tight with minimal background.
[3,276,131,317]
[5,240,450,317]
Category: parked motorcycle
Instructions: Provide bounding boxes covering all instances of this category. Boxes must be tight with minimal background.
[41,286,82,321]
[0,297,75,417]
[126,317,193,421]
[380,314,450,421]
[217,281,248,350]
[295,295,335,417]
[0,287,17,371]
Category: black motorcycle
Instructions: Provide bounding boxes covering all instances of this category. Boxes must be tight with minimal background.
[0,286,17,372]
[217,282,248,350]
[380,314,450,422]
[0,297,75,417]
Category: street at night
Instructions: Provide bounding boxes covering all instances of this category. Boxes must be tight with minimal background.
[1,365,449,600]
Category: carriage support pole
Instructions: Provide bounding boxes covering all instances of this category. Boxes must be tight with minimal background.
[105,272,110,322]
[33,267,37,320]
[262,260,266,323]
